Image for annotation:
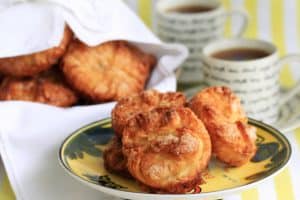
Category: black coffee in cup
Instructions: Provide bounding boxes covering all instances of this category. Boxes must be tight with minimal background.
[211,48,270,61]
[167,5,215,13]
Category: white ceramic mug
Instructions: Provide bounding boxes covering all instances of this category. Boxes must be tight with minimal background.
[201,38,300,124]
[155,0,248,83]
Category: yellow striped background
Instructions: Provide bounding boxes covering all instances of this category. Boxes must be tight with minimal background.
[298,0,300,47]
[271,0,296,88]
[295,0,300,165]
[0,175,14,200]
[138,0,152,27]
[244,0,257,38]
[222,0,231,36]
[271,1,295,199]
[1,0,300,199]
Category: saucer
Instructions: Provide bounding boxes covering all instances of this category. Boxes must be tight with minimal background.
[59,118,291,200]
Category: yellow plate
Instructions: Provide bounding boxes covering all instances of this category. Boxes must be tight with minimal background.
[59,118,291,200]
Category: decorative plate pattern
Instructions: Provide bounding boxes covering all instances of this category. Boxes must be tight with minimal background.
[59,118,291,200]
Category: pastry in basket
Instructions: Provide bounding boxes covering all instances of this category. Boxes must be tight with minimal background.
[0,27,73,77]
[0,68,78,107]
[61,40,156,103]
[189,86,257,167]
[111,89,186,137]
[103,136,131,178]
[122,107,211,194]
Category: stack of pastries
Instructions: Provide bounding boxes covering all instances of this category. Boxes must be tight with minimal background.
[104,87,257,194]
[0,27,156,107]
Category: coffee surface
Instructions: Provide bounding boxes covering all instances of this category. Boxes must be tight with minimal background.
[211,48,270,61]
[167,5,214,13]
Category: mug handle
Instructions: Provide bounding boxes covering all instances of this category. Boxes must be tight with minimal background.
[278,54,300,106]
[223,8,249,37]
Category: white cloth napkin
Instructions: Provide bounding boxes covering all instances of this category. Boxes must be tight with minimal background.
[0,0,161,57]
[0,102,120,200]
[0,0,188,199]
[0,0,188,87]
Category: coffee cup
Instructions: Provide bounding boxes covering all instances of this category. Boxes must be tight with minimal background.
[155,0,248,83]
[201,38,300,124]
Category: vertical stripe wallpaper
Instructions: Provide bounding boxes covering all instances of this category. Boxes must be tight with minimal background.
[271,0,295,88]
[222,0,232,36]
[244,0,257,38]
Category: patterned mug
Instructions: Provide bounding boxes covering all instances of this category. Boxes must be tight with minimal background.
[201,38,300,124]
[155,0,248,83]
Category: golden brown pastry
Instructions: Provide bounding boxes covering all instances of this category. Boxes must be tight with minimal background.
[103,136,131,178]
[112,90,186,137]
[61,40,156,103]
[189,86,257,167]
[0,27,73,77]
[122,107,211,194]
[0,68,78,107]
